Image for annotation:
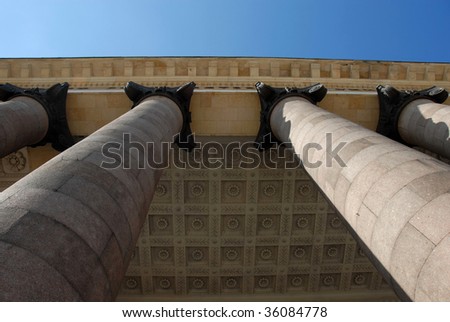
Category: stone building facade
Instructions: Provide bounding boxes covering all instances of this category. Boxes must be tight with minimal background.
[1,57,449,301]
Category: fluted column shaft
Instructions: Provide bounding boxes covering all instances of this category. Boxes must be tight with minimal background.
[0,96,48,157]
[398,99,450,159]
[0,95,183,301]
[270,96,450,301]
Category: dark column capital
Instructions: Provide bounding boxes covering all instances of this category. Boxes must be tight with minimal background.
[254,82,327,149]
[376,85,448,143]
[0,82,74,151]
[125,81,196,151]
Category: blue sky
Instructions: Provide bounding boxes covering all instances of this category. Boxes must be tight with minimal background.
[1,0,449,62]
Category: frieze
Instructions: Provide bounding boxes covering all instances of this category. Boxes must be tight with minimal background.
[257,204,282,214]
[254,267,277,275]
[210,216,220,238]
[280,215,291,235]
[220,238,245,246]
[147,238,173,246]
[125,266,141,276]
[220,267,244,275]
[255,237,280,245]
[220,170,247,179]
[183,170,209,179]
[293,204,317,213]
[276,275,287,293]
[247,181,258,203]
[352,263,378,272]
[278,246,290,266]
[184,205,209,214]
[287,266,311,274]
[183,238,210,246]
[343,244,356,264]
[151,267,176,275]
[320,264,344,274]
[174,247,185,267]
[312,245,324,266]
[2,57,450,92]
[290,236,314,244]
[323,235,348,244]
[308,274,321,291]
[186,267,210,275]
[221,205,246,214]
[148,205,172,214]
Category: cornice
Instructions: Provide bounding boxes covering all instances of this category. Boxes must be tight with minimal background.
[0,57,449,92]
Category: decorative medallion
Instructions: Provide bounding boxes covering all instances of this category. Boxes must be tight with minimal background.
[225,278,237,289]
[3,150,27,173]
[125,277,139,289]
[159,279,171,289]
[296,217,309,229]
[330,216,342,229]
[191,184,205,197]
[263,184,276,197]
[155,184,167,197]
[158,249,170,261]
[322,275,335,286]
[298,184,312,196]
[227,184,240,197]
[192,278,205,289]
[156,218,169,230]
[291,276,303,287]
[225,249,239,261]
[260,248,273,260]
[293,247,306,259]
[327,247,338,258]
[227,218,240,230]
[191,218,204,230]
[258,277,270,288]
[261,217,274,229]
[354,274,366,285]
[358,248,366,257]
[191,249,204,261]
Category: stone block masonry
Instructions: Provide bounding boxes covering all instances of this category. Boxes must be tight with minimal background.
[268,92,450,301]
[0,85,187,300]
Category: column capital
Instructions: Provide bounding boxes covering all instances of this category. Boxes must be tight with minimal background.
[376,85,448,143]
[124,81,197,151]
[0,82,74,151]
[254,82,327,149]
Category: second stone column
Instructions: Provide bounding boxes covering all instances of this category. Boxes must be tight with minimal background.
[258,82,450,302]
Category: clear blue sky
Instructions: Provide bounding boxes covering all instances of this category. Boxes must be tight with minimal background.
[1,0,449,62]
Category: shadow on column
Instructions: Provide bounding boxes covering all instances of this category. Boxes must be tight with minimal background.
[0,82,74,157]
[254,81,327,150]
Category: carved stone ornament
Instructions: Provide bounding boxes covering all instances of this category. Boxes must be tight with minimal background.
[1,148,29,174]
[254,82,327,149]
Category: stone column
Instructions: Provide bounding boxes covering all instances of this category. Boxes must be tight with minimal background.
[0,83,74,158]
[0,96,48,157]
[377,85,450,159]
[257,82,450,301]
[0,82,195,301]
